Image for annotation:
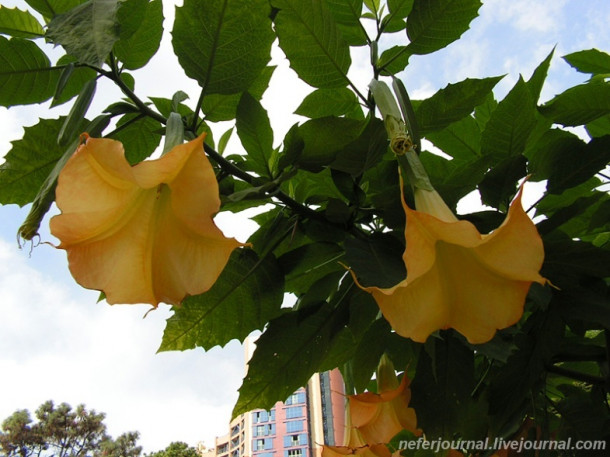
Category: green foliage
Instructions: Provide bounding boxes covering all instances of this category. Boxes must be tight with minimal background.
[0,401,141,457]
[1,0,609,451]
[146,441,199,457]
[172,0,274,94]
[0,37,60,106]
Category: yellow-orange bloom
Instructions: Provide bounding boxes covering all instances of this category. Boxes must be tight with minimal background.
[50,133,244,306]
[357,185,546,344]
[349,366,420,444]
[322,419,393,457]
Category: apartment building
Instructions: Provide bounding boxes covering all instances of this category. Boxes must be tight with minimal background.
[211,340,346,457]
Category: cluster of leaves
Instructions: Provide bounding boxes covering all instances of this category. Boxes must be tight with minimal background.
[0,400,141,457]
[0,0,609,454]
[145,441,200,457]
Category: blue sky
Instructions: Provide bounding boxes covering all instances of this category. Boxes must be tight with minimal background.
[1,0,609,453]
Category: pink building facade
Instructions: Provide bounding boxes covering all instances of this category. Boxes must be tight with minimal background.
[214,370,346,457]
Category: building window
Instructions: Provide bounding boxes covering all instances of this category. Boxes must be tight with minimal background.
[268,424,276,435]
[283,434,307,448]
[284,406,303,419]
[253,411,270,423]
[285,450,303,457]
[256,453,274,457]
[285,391,306,405]
[255,439,265,451]
[254,425,266,437]
[231,425,240,436]
[285,421,303,433]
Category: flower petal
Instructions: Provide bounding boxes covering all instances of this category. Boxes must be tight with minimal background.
[50,134,243,306]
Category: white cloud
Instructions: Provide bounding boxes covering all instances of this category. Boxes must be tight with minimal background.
[0,239,244,452]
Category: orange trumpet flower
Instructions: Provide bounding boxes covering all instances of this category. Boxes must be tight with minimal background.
[356,184,546,344]
[50,133,244,306]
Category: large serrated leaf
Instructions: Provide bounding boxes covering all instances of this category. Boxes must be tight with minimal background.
[0,37,61,106]
[406,0,482,56]
[480,78,537,161]
[415,76,502,134]
[159,249,284,352]
[46,0,120,66]
[295,88,359,119]
[232,301,350,418]
[272,0,352,88]
[172,0,273,95]
[539,82,610,126]
[113,0,163,70]
[0,6,44,38]
[0,118,67,206]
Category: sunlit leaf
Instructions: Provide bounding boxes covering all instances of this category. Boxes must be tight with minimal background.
[159,249,284,351]
[0,118,67,206]
[406,0,482,56]
[563,48,610,75]
[172,0,273,94]
[0,37,60,106]
[236,93,274,178]
[113,0,163,69]
[272,0,352,88]
[416,76,502,134]
[539,82,610,126]
[46,0,120,66]
[0,6,44,38]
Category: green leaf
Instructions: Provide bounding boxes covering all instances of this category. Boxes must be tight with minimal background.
[0,6,44,38]
[331,117,388,176]
[51,55,99,107]
[415,76,502,134]
[527,47,555,103]
[24,0,84,18]
[0,37,60,106]
[563,48,610,75]
[200,66,275,122]
[325,0,368,46]
[420,151,489,209]
[539,82,610,126]
[113,0,163,70]
[236,93,274,178]
[0,118,67,206]
[406,0,482,56]
[296,117,364,172]
[232,301,350,418]
[478,155,527,210]
[480,77,537,161]
[344,233,405,288]
[295,88,359,118]
[411,333,488,440]
[107,114,162,164]
[172,0,273,94]
[489,312,564,434]
[160,249,284,352]
[115,0,147,39]
[278,242,344,295]
[542,237,610,288]
[46,0,120,66]
[528,130,610,194]
[586,113,610,138]
[377,45,410,75]
[425,115,481,161]
[272,0,352,88]
[381,0,413,33]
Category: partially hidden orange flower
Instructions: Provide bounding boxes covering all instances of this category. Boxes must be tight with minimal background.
[322,411,393,457]
[349,355,421,444]
[356,184,546,344]
[50,133,244,306]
